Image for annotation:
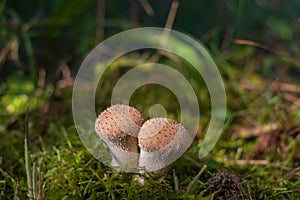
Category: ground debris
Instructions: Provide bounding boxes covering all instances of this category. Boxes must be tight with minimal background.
[206,171,251,200]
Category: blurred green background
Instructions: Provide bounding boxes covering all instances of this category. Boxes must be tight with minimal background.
[1,0,300,199]
[1,0,300,117]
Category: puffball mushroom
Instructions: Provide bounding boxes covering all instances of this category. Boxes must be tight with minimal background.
[138,118,191,173]
[95,104,143,170]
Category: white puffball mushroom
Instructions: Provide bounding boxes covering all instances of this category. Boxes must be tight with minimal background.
[95,104,144,170]
[138,117,191,174]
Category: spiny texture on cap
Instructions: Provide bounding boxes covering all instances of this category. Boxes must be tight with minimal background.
[95,104,143,150]
[138,117,191,172]
[138,118,184,152]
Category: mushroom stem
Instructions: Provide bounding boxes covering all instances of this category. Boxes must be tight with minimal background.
[138,118,191,174]
[105,136,139,168]
[95,104,143,171]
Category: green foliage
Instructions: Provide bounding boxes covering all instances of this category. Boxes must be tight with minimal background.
[1,0,300,199]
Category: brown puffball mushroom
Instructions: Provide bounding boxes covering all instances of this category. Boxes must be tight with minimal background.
[138,118,191,174]
[95,104,144,170]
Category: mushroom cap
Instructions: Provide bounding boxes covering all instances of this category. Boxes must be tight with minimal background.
[95,104,143,147]
[138,118,185,152]
[138,117,192,171]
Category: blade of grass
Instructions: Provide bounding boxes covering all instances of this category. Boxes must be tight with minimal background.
[32,162,36,199]
[186,164,207,193]
[5,6,37,83]
[21,29,37,83]
[0,0,6,15]
[173,169,179,191]
[25,110,33,199]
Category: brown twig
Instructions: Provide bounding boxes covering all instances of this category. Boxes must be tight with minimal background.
[56,61,74,89]
[38,68,46,88]
[0,42,11,68]
[163,0,179,40]
[216,157,291,171]
[233,39,300,66]
[139,0,154,16]
[221,23,234,50]
[148,0,180,63]
[277,82,300,93]
[285,128,300,153]
[37,172,43,200]
[285,166,300,178]
[282,93,300,107]
[3,116,18,130]
[130,0,139,27]
[96,0,106,43]
[183,154,202,169]
[13,181,19,200]
[164,0,179,30]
